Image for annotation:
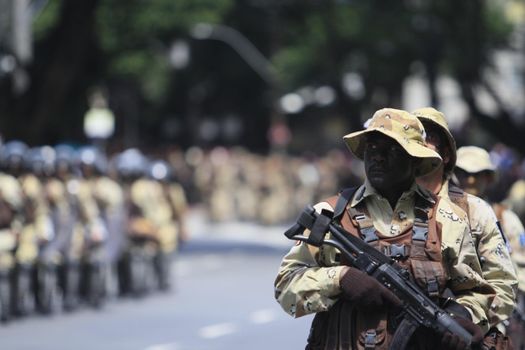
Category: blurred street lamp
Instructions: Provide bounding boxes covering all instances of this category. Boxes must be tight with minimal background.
[169,40,190,69]
[83,90,115,152]
[190,23,278,86]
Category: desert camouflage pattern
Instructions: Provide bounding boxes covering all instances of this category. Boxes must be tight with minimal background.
[275,181,495,333]
[440,181,518,328]
[15,174,54,264]
[493,204,525,293]
[343,108,442,176]
[130,178,178,253]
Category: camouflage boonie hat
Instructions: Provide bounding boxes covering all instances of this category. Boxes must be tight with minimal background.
[343,108,442,176]
[456,146,496,174]
[412,107,457,173]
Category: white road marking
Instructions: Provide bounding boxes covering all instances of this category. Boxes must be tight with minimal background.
[198,322,237,339]
[249,309,276,324]
[144,342,180,350]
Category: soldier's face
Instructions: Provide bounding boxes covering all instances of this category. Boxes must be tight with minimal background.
[422,122,450,166]
[455,169,492,197]
[363,133,416,192]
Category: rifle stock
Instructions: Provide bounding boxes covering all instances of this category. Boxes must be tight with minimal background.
[286,205,473,348]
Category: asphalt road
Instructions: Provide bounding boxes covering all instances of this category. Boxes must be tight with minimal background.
[0,217,313,350]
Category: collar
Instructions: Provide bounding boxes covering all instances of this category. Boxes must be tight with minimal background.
[438,179,450,198]
[351,179,435,208]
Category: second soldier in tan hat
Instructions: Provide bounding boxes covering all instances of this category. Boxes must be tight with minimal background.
[275,108,491,350]
[413,108,518,342]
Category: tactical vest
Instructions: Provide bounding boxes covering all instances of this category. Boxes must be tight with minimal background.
[306,188,447,350]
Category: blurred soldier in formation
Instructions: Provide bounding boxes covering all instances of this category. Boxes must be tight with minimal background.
[505,179,525,226]
[258,153,295,225]
[115,148,159,296]
[55,145,108,307]
[148,159,188,290]
[231,149,259,222]
[0,140,38,316]
[455,145,525,348]
[0,144,24,322]
[77,146,125,298]
[53,144,97,310]
[207,148,237,222]
[413,108,518,348]
[275,108,489,350]
[2,141,63,316]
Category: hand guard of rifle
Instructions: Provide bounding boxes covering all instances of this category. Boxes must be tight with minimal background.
[284,205,473,349]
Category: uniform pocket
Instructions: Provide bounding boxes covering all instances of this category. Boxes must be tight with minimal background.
[410,259,447,297]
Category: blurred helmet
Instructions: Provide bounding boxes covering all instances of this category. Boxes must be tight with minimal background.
[148,160,172,182]
[115,148,149,179]
[0,140,29,171]
[54,144,77,173]
[24,146,56,176]
[77,145,108,175]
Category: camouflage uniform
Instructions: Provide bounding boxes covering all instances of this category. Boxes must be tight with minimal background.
[456,146,523,291]
[439,182,518,327]
[492,204,525,293]
[275,109,493,349]
[456,145,522,341]
[413,108,518,330]
[505,179,525,223]
[0,172,23,270]
[275,181,493,327]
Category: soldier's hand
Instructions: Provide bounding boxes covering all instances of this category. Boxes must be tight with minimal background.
[339,266,402,309]
[441,315,484,350]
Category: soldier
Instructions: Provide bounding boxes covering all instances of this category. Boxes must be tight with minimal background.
[0,140,38,316]
[115,148,158,296]
[0,157,23,322]
[274,108,490,350]
[77,146,125,299]
[148,159,188,290]
[413,108,518,343]
[455,145,525,348]
[505,179,525,225]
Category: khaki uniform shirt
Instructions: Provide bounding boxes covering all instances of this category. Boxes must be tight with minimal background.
[0,172,22,267]
[275,180,494,332]
[497,207,525,293]
[439,181,518,327]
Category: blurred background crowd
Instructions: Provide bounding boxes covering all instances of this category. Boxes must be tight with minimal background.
[0,0,525,332]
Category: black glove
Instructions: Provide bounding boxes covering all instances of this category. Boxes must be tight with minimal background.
[441,315,484,350]
[339,266,402,309]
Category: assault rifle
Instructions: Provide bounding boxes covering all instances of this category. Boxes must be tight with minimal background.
[284,205,473,350]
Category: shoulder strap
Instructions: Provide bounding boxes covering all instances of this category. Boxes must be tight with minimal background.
[333,187,359,222]
[448,184,470,221]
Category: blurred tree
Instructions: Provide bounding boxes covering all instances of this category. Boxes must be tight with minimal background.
[0,0,522,154]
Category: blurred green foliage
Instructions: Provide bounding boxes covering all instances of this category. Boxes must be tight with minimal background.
[1,0,522,153]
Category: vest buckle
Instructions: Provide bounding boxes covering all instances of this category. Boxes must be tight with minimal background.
[384,244,409,260]
[412,224,428,241]
[364,329,377,349]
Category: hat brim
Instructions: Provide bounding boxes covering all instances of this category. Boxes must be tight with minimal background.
[343,128,442,176]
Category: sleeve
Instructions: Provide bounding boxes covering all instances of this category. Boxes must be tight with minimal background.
[501,209,525,292]
[472,201,518,327]
[439,203,494,332]
[274,202,345,318]
[274,241,345,318]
